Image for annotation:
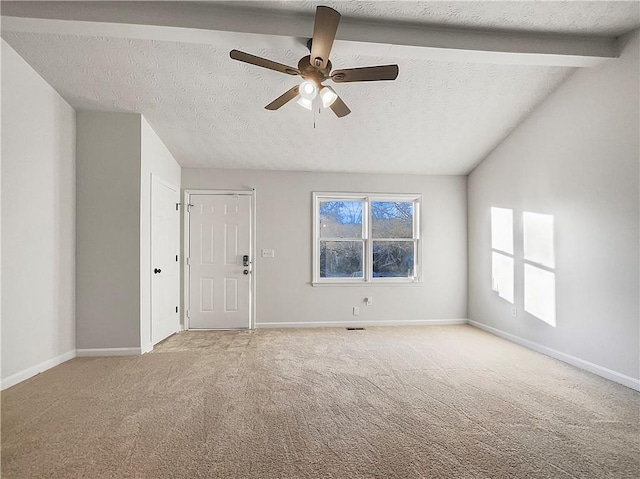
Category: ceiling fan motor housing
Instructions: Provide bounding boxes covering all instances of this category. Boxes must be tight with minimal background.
[298,55,332,87]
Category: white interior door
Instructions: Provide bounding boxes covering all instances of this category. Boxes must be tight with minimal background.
[151,176,180,344]
[188,193,252,329]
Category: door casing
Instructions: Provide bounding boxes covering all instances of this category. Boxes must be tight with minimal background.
[183,189,256,330]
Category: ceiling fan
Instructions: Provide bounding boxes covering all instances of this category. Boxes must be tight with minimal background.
[229,6,399,118]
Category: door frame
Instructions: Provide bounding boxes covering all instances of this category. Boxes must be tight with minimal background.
[183,189,256,330]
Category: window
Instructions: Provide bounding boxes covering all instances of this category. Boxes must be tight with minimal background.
[318,199,364,279]
[523,212,556,326]
[313,193,421,284]
[490,207,514,303]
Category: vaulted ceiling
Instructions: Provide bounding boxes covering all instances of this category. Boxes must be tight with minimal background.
[2,1,639,175]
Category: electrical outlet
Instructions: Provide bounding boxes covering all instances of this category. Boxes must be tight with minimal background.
[365,297,373,306]
[353,307,360,316]
[511,307,518,317]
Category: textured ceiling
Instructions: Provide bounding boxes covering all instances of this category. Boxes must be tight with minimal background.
[3,31,573,174]
[2,1,638,174]
[219,1,640,36]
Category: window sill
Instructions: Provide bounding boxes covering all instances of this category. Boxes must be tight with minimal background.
[312,281,423,287]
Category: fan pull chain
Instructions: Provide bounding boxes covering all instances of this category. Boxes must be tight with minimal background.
[313,104,322,129]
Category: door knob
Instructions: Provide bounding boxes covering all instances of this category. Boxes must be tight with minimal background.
[154,268,162,274]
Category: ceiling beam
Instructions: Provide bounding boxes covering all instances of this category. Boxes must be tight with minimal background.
[1,1,620,67]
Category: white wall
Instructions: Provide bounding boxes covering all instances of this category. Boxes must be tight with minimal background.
[1,38,3,385]
[140,118,181,351]
[76,111,141,350]
[182,169,467,326]
[1,40,76,386]
[468,31,639,385]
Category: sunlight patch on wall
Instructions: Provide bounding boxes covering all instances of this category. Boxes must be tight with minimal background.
[523,211,556,327]
[523,212,554,268]
[491,207,514,304]
[492,252,514,303]
[491,207,514,254]
[524,264,556,327]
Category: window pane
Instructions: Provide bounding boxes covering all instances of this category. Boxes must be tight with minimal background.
[319,200,363,238]
[373,241,415,278]
[320,241,364,278]
[524,264,556,327]
[492,252,514,303]
[491,207,513,254]
[523,212,554,268]
[371,201,414,238]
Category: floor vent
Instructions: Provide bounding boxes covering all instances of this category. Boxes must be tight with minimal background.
[346,327,365,331]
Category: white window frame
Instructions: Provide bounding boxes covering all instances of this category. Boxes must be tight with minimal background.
[312,192,422,286]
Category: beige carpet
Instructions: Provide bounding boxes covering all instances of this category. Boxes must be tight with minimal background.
[1,325,638,478]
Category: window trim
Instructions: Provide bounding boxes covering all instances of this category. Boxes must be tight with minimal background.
[312,192,422,285]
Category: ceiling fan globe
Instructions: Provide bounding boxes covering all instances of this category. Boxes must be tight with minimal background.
[319,86,338,108]
[299,80,318,101]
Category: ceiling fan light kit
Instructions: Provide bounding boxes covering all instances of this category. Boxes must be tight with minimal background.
[229,6,399,118]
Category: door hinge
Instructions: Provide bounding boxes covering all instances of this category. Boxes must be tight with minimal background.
[177,203,194,211]
[186,257,191,265]
[186,310,190,318]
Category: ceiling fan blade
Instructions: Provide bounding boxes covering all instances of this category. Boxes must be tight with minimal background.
[331,65,399,83]
[265,85,300,110]
[230,50,300,76]
[310,6,341,70]
[330,96,351,118]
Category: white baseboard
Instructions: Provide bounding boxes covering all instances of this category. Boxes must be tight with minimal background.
[141,343,154,354]
[76,347,141,357]
[1,350,76,391]
[2,346,144,389]
[468,320,640,391]
[257,319,468,329]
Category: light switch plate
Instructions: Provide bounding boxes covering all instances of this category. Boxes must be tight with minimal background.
[261,249,275,258]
